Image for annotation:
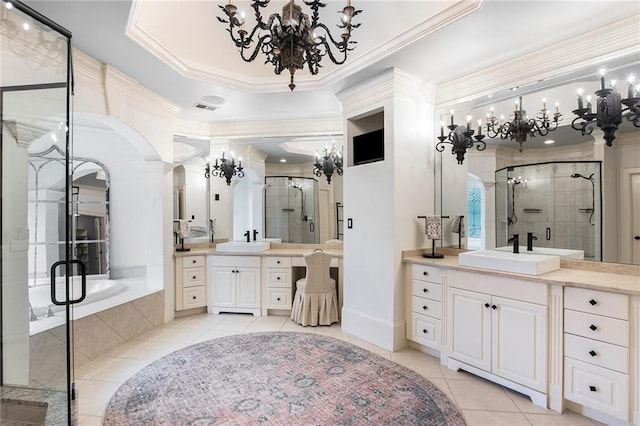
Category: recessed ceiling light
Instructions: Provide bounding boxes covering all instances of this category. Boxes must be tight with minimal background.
[280,159,287,163]
[22,22,30,30]
[544,139,555,145]
[5,2,13,10]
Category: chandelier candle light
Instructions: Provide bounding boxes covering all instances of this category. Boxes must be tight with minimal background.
[436,111,487,165]
[485,96,561,152]
[205,150,245,185]
[218,0,361,91]
[571,68,640,146]
[313,143,343,184]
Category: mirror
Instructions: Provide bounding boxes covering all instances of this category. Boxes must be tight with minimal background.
[435,67,640,265]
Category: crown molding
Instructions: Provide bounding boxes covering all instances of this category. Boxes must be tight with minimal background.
[126,0,480,94]
[208,116,343,139]
[436,14,640,108]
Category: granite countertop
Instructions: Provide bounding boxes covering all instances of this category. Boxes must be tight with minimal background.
[404,254,640,296]
[175,244,343,258]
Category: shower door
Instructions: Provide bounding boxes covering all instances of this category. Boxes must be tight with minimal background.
[1,2,77,424]
[265,177,320,243]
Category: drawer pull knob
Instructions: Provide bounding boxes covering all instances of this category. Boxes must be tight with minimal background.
[192,260,196,264]
[276,297,281,301]
[192,276,196,279]
[422,305,428,310]
[589,324,598,331]
[423,288,428,293]
[423,271,429,276]
[277,260,280,264]
[192,296,197,300]
[589,299,597,306]
[422,329,428,334]
[484,303,490,308]
[277,277,281,280]
[589,385,597,392]
[491,304,497,310]
[589,350,597,357]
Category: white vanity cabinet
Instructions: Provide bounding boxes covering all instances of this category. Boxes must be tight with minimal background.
[407,264,443,351]
[175,255,207,311]
[563,287,630,423]
[208,255,261,316]
[262,256,293,315]
[446,270,548,406]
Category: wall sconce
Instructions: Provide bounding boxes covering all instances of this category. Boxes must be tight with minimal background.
[205,150,244,185]
[486,96,561,152]
[313,144,343,184]
[436,112,487,165]
[571,68,640,146]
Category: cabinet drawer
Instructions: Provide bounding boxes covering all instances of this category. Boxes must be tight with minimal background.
[411,296,442,319]
[267,288,292,309]
[564,333,629,374]
[267,269,290,287]
[564,357,629,422]
[412,264,443,283]
[564,309,629,347]
[183,255,205,268]
[183,286,206,309]
[564,287,629,320]
[209,255,261,268]
[411,313,441,349]
[182,267,205,287]
[411,280,441,302]
[265,256,292,268]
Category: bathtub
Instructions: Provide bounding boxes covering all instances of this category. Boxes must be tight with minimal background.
[29,277,125,318]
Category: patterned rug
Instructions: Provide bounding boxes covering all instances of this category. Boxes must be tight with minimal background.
[103,332,466,425]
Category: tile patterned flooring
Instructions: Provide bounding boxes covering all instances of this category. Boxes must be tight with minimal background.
[75,313,605,426]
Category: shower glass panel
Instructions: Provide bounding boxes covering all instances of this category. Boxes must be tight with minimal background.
[1,2,74,424]
[265,177,320,243]
[496,161,602,261]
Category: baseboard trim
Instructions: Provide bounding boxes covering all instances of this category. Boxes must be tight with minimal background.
[341,307,407,351]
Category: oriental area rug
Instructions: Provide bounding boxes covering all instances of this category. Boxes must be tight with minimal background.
[103,332,466,425]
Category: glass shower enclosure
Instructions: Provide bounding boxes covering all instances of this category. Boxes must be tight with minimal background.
[1,1,77,424]
[496,161,602,261]
[265,177,320,244]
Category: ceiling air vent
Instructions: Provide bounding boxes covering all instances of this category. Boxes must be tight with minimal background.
[193,95,225,112]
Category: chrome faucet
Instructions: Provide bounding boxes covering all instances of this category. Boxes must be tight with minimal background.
[508,234,519,253]
[252,229,259,241]
[527,232,537,252]
[244,230,251,242]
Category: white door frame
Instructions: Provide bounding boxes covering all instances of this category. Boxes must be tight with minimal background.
[619,167,640,264]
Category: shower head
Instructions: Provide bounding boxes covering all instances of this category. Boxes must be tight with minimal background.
[570,173,595,181]
[291,183,303,191]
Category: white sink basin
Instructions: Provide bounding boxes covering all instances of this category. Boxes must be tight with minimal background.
[495,246,584,259]
[216,241,270,253]
[459,249,560,275]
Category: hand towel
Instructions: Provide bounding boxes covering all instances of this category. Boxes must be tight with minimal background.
[425,215,442,240]
[450,215,466,237]
[176,219,191,239]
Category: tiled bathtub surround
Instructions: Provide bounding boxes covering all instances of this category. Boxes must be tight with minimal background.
[29,291,164,389]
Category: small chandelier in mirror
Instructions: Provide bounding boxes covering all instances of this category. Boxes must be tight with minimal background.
[313,144,343,184]
[218,0,361,91]
[436,112,487,165]
[485,96,562,152]
[571,68,640,146]
[205,150,244,186]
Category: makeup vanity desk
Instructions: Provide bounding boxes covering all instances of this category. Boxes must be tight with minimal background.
[174,244,343,317]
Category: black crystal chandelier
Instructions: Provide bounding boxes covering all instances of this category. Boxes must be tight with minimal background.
[218,0,361,91]
[436,112,487,165]
[485,96,561,152]
[572,68,640,146]
[313,144,343,184]
[205,151,244,185]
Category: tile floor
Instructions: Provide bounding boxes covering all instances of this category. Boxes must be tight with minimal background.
[75,313,605,426]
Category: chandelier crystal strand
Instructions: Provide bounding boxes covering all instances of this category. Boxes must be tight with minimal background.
[313,143,343,184]
[218,0,361,91]
[205,150,245,186]
[571,68,640,146]
[435,111,486,165]
[485,96,561,152]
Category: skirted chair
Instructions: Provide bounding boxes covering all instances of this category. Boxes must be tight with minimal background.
[290,249,339,326]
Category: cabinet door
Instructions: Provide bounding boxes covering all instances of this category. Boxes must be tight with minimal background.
[236,267,260,308]
[492,296,547,392]
[448,287,492,372]
[211,267,235,307]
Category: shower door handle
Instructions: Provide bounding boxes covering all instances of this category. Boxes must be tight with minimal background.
[50,259,87,306]
[546,228,551,241]
[309,222,315,233]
